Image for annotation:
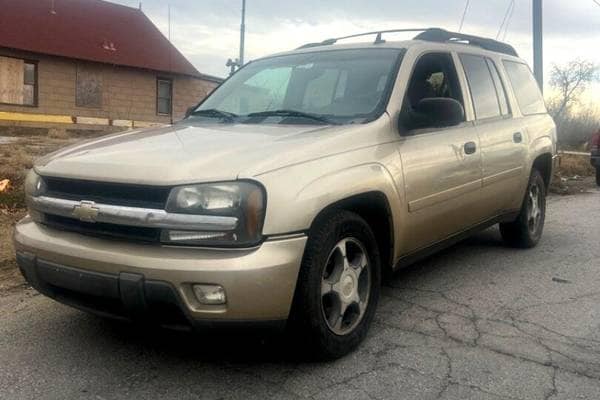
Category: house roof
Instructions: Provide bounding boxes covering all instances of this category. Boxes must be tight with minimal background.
[0,0,221,81]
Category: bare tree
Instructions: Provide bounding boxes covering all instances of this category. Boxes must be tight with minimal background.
[549,59,598,121]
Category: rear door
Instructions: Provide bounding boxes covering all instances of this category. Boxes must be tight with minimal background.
[458,54,527,215]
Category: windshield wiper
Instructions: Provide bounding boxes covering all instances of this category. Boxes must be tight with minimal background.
[190,108,238,122]
[245,109,339,125]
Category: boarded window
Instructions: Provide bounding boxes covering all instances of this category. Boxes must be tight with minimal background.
[0,56,37,106]
[157,78,172,115]
[76,64,102,108]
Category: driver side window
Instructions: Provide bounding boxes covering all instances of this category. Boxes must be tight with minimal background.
[400,52,465,132]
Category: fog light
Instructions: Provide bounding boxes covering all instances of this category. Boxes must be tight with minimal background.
[193,284,226,305]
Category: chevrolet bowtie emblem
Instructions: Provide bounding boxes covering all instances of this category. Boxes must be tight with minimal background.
[72,200,99,222]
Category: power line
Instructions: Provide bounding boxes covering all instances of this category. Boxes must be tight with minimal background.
[502,0,515,41]
[458,0,470,32]
[593,0,600,7]
[496,0,514,39]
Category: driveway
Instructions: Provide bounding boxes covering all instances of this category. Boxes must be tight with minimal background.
[1,190,600,400]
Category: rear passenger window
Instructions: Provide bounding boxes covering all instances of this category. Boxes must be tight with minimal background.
[486,59,510,115]
[502,61,546,115]
[460,54,501,120]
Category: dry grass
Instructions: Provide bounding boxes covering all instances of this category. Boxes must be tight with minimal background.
[556,153,595,177]
[550,153,595,195]
[0,210,26,292]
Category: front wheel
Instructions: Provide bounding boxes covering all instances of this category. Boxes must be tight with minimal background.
[595,166,600,186]
[500,169,546,248]
[287,210,381,360]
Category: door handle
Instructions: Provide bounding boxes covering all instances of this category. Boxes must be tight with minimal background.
[513,132,523,143]
[464,141,477,155]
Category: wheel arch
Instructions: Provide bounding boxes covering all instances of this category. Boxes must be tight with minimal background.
[528,135,554,191]
[309,191,395,279]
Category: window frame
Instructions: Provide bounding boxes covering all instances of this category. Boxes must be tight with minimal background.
[0,55,38,108]
[485,58,512,117]
[399,50,469,136]
[156,77,173,116]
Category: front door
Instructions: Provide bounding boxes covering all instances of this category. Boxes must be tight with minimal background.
[396,52,484,253]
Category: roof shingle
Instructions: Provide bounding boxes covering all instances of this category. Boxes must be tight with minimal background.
[0,0,203,77]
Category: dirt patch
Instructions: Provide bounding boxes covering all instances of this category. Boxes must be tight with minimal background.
[0,210,27,292]
[550,153,597,195]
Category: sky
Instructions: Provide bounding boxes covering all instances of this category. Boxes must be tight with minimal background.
[110,0,600,104]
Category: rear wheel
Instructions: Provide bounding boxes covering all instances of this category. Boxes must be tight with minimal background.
[596,166,600,186]
[500,169,546,248]
[287,210,381,360]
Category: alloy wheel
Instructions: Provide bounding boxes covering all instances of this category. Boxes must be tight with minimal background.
[527,181,543,234]
[321,237,371,335]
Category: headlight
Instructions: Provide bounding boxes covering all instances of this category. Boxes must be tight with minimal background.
[24,169,46,197]
[163,181,265,246]
[24,170,46,223]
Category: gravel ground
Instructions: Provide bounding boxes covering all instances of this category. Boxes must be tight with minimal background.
[1,189,599,400]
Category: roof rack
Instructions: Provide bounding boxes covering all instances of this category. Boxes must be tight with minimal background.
[413,28,518,57]
[297,27,518,57]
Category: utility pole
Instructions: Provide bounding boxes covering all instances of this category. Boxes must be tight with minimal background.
[532,0,543,92]
[226,0,246,75]
[239,0,246,66]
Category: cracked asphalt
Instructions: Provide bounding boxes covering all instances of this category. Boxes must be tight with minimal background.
[1,189,599,400]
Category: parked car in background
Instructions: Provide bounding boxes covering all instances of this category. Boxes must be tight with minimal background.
[14,28,557,359]
[591,130,600,186]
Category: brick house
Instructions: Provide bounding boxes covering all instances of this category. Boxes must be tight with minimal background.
[0,0,222,128]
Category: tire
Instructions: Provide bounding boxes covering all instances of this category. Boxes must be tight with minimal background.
[287,210,381,360]
[500,169,546,248]
[596,166,600,187]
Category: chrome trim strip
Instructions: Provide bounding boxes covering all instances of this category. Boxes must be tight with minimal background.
[28,196,238,231]
[266,232,307,241]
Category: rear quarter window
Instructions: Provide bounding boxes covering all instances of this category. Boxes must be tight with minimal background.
[502,61,547,115]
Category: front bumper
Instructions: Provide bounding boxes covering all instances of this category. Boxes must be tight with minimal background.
[14,216,307,329]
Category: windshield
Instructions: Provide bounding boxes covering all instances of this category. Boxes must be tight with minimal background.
[192,48,403,125]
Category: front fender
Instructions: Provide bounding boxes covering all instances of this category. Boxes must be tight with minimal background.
[258,161,404,245]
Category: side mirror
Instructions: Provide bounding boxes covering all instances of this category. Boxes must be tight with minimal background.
[414,97,465,128]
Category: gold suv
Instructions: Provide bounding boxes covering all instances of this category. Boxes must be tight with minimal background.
[15,28,557,358]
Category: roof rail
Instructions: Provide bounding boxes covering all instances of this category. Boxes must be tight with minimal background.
[296,28,431,49]
[413,28,518,57]
[296,27,519,57]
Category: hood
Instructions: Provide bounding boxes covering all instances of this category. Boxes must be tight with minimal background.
[35,119,391,185]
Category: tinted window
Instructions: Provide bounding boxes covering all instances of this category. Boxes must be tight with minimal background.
[502,61,546,115]
[460,54,501,119]
[486,59,509,115]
